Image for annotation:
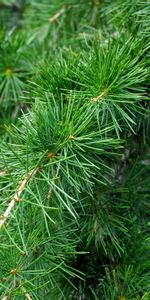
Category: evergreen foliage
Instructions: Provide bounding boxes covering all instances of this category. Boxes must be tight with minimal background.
[0,1,150,299]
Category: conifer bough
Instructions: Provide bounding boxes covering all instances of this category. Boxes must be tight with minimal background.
[0,0,150,299]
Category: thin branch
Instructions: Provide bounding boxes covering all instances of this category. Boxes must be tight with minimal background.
[47,188,52,199]
[91,89,106,102]
[0,167,41,229]
[93,0,101,5]
[0,170,6,176]
[20,286,32,300]
[48,7,65,23]
[2,284,32,300]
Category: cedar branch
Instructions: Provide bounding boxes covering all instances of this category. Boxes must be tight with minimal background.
[20,286,32,300]
[0,170,6,176]
[91,89,106,102]
[0,167,41,229]
[2,285,32,300]
[48,7,65,23]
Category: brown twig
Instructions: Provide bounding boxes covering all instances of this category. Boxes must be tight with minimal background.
[48,7,65,23]
[0,167,41,229]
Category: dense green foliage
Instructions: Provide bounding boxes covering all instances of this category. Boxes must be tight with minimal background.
[0,1,150,299]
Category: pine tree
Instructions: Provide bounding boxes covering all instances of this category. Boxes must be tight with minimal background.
[0,1,150,299]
